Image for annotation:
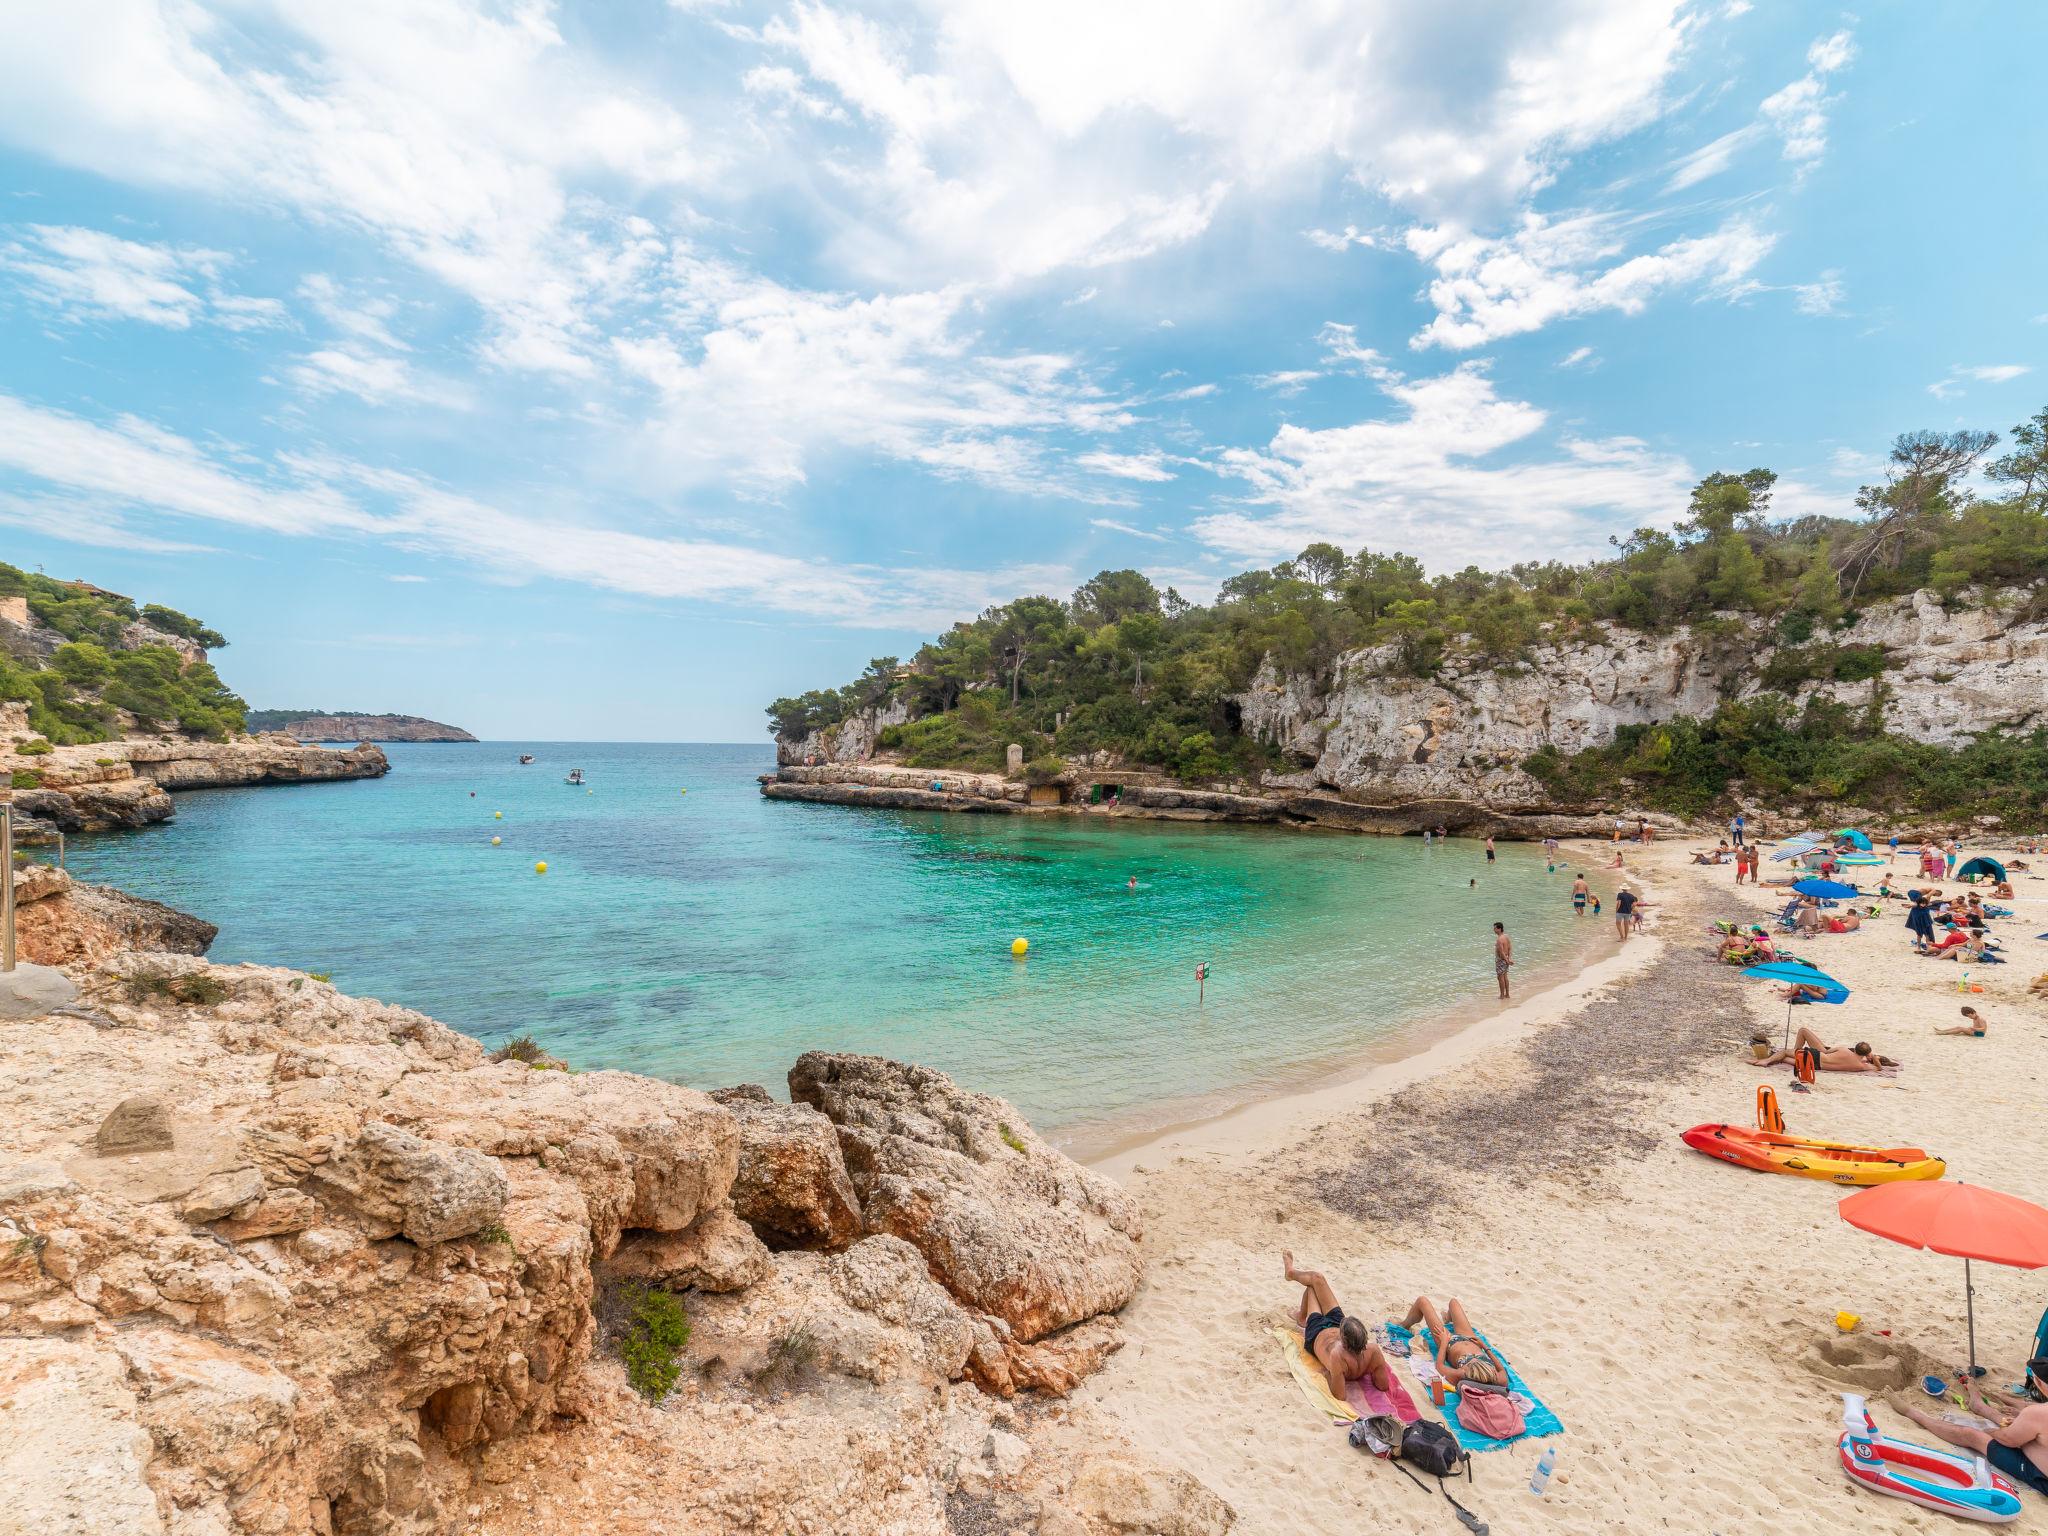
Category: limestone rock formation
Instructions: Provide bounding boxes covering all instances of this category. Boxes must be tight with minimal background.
[790,1052,1144,1341]
[712,1083,864,1250]
[260,713,476,743]
[0,934,1195,1535]
[14,866,217,968]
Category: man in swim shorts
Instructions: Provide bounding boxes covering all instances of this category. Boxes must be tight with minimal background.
[1493,921,1512,999]
[1484,835,1496,864]
[1283,1252,1390,1399]
[1757,1024,1895,1072]
[1613,886,1636,939]
[1897,1359,2048,1499]
[1571,874,1588,914]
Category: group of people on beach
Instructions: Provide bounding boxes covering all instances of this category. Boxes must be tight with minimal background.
[1283,1252,1511,1403]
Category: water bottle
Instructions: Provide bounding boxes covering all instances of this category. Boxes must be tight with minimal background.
[1528,1445,1557,1495]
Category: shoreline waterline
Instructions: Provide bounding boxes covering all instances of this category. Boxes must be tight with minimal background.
[1086,854,1665,1176]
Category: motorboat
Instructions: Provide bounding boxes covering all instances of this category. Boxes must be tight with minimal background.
[565,768,585,785]
[519,754,534,764]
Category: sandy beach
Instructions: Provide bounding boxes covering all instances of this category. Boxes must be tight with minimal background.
[1084,836,2048,1534]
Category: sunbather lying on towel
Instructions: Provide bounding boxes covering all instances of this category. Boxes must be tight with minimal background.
[1399,1296,1509,1388]
[1283,1252,1390,1397]
[1757,1024,1897,1072]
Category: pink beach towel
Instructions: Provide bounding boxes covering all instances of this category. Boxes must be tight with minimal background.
[1345,1368,1422,1423]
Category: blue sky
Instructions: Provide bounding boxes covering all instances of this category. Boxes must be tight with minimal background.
[1,1,2042,740]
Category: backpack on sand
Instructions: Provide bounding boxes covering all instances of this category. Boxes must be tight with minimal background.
[1388,1422,1487,1533]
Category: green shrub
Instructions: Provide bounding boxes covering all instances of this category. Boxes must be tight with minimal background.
[10,770,39,790]
[613,1284,691,1402]
[15,738,51,756]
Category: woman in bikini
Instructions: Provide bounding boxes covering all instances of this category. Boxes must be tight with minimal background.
[1400,1296,1508,1388]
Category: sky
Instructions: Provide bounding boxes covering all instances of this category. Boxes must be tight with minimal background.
[0,2,2043,741]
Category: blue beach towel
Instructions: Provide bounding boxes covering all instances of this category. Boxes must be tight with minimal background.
[1385,1322,1564,1452]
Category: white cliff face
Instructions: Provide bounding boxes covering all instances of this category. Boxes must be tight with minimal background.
[779,695,913,765]
[1240,588,2048,808]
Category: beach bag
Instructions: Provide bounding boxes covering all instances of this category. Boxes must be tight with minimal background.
[1456,1381,1526,1440]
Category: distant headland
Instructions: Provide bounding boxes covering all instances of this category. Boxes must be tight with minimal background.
[245,709,476,743]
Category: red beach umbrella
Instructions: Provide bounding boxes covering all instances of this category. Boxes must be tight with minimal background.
[1839,1182,2048,1373]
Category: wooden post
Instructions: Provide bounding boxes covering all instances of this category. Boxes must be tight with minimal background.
[2,802,14,973]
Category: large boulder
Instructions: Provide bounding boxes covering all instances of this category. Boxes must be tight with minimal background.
[597,1205,771,1294]
[307,1120,507,1244]
[376,1065,739,1254]
[711,1084,863,1250]
[16,871,216,969]
[788,1053,1142,1341]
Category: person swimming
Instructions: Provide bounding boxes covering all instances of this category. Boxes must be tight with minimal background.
[1128,875,1138,891]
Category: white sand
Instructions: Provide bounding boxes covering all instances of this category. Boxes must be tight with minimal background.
[1083,839,2048,1533]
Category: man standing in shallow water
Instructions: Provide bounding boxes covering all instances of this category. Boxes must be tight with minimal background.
[1494,921,1512,999]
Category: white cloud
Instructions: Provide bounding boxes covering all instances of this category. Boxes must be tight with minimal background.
[1252,369,1320,396]
[0,224,282,330]
[0,391,1083,630]
[1305,224,1378,252]
[1928,363,2033,399]
[1407,212,1774,350]
[0,4,704,377]
[1077,451,1175,482]
[1791,270,1846,316]
[1663,124,1763,191]
[1189,356,1695,567]
[298,274,409,352]
[1761,29,1857,169]
[386,573,430,583]
[286,348,471,410]
[1557,345,1599,369]
[1063,286,1099,306]
[1089,517,1168,542]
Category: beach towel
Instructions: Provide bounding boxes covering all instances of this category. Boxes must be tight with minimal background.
[1385,1322,1564,1452]
[1271,1325,1421,1426]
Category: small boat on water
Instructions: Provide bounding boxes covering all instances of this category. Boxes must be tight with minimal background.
[565,768,585,785]
[519,754,534,764]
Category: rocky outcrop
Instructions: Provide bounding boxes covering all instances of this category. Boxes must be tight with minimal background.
[126,734,391,790]
[790,1053,1144,1342]
[0,938,1182,1534]
[262,714,476,743]
[711,1083,865,1250]
[14,866,217,968]
[778,695,912,767]
[4,734,388,834]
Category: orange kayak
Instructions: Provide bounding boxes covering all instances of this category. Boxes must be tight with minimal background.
[1681,1124,1945,1185]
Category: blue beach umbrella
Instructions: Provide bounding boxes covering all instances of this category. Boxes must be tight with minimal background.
[1835,829,1874,851]
[1742,960,1851,1051]
[1793,878,1859,900]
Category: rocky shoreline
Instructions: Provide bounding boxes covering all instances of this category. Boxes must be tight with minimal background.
[0,881,1228,1536]
[4,733,389,836]
[760,761,1646,839]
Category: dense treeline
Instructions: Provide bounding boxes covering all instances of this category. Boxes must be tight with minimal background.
[768,409,2048,800]
[0,562,246,743]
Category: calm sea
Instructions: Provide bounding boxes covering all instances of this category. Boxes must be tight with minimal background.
[63,742,1601,1150]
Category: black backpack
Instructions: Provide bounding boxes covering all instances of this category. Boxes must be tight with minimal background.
[1391,1422,1486,1533]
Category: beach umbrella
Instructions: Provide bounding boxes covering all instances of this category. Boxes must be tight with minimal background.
[1839,1182,2048,1375]
[1836,854,1885,867]
[1834,829,1874,851]
[1741,960,1850,1050]
[1771,844,1818,862]
[1793,878,1859,900]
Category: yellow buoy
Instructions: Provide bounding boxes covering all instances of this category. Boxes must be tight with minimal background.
[535,861,548,874]
[494,811,503,820]
[490,836,501,846]
[680,788,687,795]
[1010,936,1029,956]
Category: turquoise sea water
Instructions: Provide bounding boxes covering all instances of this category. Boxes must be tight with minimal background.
[63,743,1601,1149]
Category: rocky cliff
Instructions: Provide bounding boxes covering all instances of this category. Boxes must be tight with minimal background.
[251,713,476,744]
[767,587,2048,833]
[0,900,1220,1536]
[5,735,389,836]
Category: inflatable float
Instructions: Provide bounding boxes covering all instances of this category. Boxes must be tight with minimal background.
[1838,1395,2021,1522]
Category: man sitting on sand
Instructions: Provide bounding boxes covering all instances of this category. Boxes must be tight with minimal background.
[1283,1252,1391,1398]
[1757,1024,1897,1072]
[1895,1358,2048,1501]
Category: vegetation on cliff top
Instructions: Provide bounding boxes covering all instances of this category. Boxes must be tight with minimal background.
[0,562,246,743]
[767,410,2048,807]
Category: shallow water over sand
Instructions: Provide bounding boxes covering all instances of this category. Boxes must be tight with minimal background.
[66,741,1601,1146]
